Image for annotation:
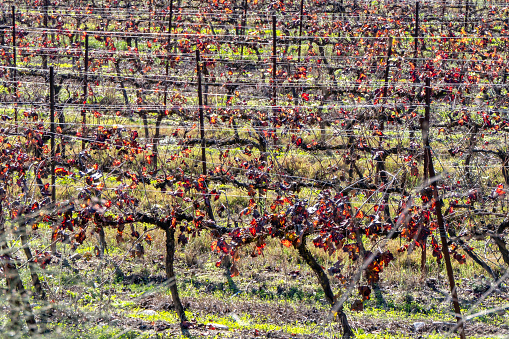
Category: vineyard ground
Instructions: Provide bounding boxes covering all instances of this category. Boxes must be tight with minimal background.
[3,0,509,338]
[8,229,509,339]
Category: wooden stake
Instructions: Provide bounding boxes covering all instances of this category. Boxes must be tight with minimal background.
[154,0,173,169]
[422,78,430,175]
[148,0,153,33]
[380,36,393,134]
[377,36,393,173]
[50,66,56,203]
[441,0,446,30]
[12,6,16,129]
[272,13,277,114]
[43,0,48,69]
[196,48,216,221]
[196,49,206,176]
[423,78,466,339]
[82,34,88,150]
[163,0,173,108]
[382,36,393,112]
[464,1,469,32]
[414,1,419,61]
[297,0,304,62]
[240,0,247,59]
[50,65,57,254]
[419,77,431,276]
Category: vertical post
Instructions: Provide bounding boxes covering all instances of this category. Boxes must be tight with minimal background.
[374,36,393,216]
[423,78,431,161]
[163,0,173,108]
[375,36,392,190]
[424,78,466,339]
[43,0,48,69]
[420,77,431,276]
[148,0,152,33]
[441,0,446,28]
[382,37,393,106]
[196,49,206,176]
[165,228,189,324]
[294,0,304,105]
[380,36,393,132]
[11,5,15,74]
[49,67,56,254]
[197,49,215,222]
[154,0,173,169]
[12,5,16,128]
[82,34,88,150]
[464,1,469,32]
[272,13,277,114]
[414,1,419,61]
[240,0,247,59]
[50,66,56,203]
[412,1,420,104]
[297,0,304,62]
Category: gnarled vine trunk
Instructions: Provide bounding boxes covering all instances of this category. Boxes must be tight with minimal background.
[492,222,509,267]
[0,201,37,333]
[295,236,355,338]
[19,221,45,300]
[165,228,188,327]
